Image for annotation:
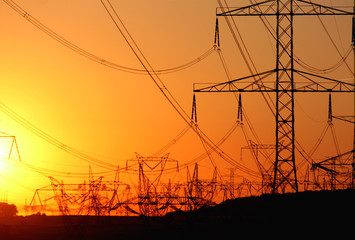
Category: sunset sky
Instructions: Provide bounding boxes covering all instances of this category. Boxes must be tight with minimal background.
[0,0,353,213]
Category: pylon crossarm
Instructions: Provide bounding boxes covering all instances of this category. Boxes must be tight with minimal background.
[294,70,355,92]
[217,0,353,16]
[217,0,276,16]
[311,150,354,178]
[193,68,354,93]
[311,163,336,173]
[295,0,353,15]
[314,150,354,165]
[333,116,355,124]
[193,69,276,92]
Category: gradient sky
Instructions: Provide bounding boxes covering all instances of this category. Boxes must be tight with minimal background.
[0,0,353,212]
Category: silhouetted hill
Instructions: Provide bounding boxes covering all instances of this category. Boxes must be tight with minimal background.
[186,189,355,218]
[164,189,355,238]
[0,189,353,239]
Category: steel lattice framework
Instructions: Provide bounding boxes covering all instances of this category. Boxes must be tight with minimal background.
[194,0,355,193]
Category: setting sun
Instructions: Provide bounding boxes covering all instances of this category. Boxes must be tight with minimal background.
[0,133,20,160]
[0,157,6,171]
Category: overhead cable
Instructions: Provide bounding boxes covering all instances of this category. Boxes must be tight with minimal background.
[0,100,117,170]
[218,0,276,116]
[1,156,116,178]
[100,0,260,177]
[295,45,353,74]
[311,0,354,76]
[3,0,215,75]
[250,0,353,76]
[2,0,261,177]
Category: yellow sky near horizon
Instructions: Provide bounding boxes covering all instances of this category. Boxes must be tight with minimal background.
[0,0,353,212]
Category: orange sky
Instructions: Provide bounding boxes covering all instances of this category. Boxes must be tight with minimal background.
[0,0,354,213]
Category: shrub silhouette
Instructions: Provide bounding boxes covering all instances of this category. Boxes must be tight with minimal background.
[0,202,18,217]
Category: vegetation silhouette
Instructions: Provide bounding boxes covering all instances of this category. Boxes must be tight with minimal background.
[0,202,17,217]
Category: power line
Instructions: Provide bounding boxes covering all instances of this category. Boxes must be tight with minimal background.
[3,0,215,75]
[248,0,353,75]
[2,0,262,178]
[196,0,355,193]
[311,0,354,76]
[0,100,117,170]
[1,156,116,179]
[217,0,276,117]
[100,0,260,177]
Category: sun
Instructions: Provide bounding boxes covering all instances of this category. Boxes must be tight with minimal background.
[0,157,5,171]
[0,142,11,171]
[0,135,22,184]
[0,135,21,161]
[0,140,11,159]
[0,144,10,159]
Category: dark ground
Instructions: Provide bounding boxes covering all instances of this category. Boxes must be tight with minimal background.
[0,189,354,239]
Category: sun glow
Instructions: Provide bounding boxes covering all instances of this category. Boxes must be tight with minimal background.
[0,141,13,174]
[0,158,6,171]
[0,146,10,161]
[0,135,21,161]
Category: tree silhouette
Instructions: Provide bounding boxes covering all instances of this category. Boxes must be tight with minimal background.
[0,202,18,217]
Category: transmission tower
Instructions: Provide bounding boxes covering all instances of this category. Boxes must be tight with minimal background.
[194,0,355,193]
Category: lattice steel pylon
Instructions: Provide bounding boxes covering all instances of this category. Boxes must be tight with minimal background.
[194,0,355,193]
